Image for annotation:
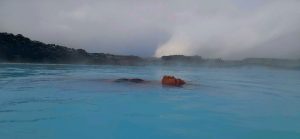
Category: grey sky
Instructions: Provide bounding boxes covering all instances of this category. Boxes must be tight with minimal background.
[0,0,299,59]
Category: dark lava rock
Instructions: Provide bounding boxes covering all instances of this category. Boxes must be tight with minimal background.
[114,78,145,83]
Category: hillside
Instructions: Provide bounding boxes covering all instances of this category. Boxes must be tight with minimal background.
[1,32,299,69]
[0,33,142,65]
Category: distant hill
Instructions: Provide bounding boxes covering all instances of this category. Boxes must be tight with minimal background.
[1,32,299,69]
[158,55,300,69]
[0,32,142,65]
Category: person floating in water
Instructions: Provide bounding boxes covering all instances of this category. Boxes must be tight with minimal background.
[114,75,185,87]
[161,75,186,86]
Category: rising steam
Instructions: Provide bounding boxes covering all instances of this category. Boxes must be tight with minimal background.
[155,1,300,59]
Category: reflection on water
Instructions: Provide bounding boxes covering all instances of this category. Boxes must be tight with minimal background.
[0,63,300,139]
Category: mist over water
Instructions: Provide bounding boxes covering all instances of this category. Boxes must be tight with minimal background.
[155,1,300,59]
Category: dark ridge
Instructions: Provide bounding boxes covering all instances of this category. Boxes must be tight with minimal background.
[1,32,299,69]
[0,32,142,65]
[158,55,300,69]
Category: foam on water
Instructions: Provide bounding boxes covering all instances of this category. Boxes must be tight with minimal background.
[0,63,300,139]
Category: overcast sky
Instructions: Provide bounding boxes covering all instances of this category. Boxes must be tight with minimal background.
[0,0,299,59]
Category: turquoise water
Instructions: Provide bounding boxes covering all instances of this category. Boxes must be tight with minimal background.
[0,64,300,139]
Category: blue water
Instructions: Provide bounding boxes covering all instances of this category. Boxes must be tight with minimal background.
[0,64,300,139]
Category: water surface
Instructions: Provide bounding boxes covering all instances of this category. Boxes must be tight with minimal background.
[0,63,300,139]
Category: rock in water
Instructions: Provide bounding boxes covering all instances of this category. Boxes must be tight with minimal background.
[161,76,186,86]
[114,78,145,83]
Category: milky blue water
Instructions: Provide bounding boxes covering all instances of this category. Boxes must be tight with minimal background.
[0,64,300,139]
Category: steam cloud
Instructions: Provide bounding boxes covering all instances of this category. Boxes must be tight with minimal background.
[0,0,300,59]
[155,0,300,59]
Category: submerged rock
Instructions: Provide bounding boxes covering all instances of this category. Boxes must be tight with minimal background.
[161,75,185,86]
[114,78,145,83]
